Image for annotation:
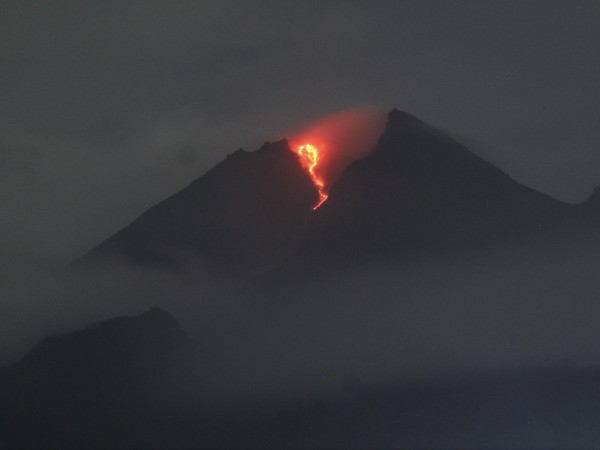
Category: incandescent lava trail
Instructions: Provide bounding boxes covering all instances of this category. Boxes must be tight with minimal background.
[294,143,328,209]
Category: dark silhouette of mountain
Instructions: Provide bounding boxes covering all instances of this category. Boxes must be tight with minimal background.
[0,307,194,448]
[283,110,597,275]
[77,109,599,278]
[79,140,318,274]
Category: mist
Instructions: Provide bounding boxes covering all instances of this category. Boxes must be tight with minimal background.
[2,219,598,414]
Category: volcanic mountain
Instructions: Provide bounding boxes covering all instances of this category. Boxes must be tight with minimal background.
[78,110,599,276]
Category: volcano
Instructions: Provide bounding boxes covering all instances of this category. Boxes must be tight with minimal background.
[78,109,599,277]
[283,110,599,275]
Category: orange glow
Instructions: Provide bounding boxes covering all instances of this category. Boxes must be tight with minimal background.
[295,143,328,209]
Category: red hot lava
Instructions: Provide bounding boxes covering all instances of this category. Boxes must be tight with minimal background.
[294,143,328,209]
[288,107,385,210]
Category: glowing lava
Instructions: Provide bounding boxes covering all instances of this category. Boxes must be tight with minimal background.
[295,143,328,210]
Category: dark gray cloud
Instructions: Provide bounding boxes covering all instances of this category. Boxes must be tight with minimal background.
[1,0,600,262]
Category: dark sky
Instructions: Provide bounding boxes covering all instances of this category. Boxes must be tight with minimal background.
[2,0,600,262]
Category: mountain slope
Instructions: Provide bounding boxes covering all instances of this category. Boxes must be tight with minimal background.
[284,110,590,273]
[79,140,318,274]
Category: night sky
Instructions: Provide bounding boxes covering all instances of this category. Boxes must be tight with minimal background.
[1,1,599,263]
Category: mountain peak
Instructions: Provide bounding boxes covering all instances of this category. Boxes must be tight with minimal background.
[383,108,439,137]
[138,305,180,326]
[388,108,423,122]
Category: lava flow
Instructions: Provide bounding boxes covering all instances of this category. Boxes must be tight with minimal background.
[295,143,328,209]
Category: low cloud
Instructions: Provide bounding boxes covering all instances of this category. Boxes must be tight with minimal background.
[2,225,600,411]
